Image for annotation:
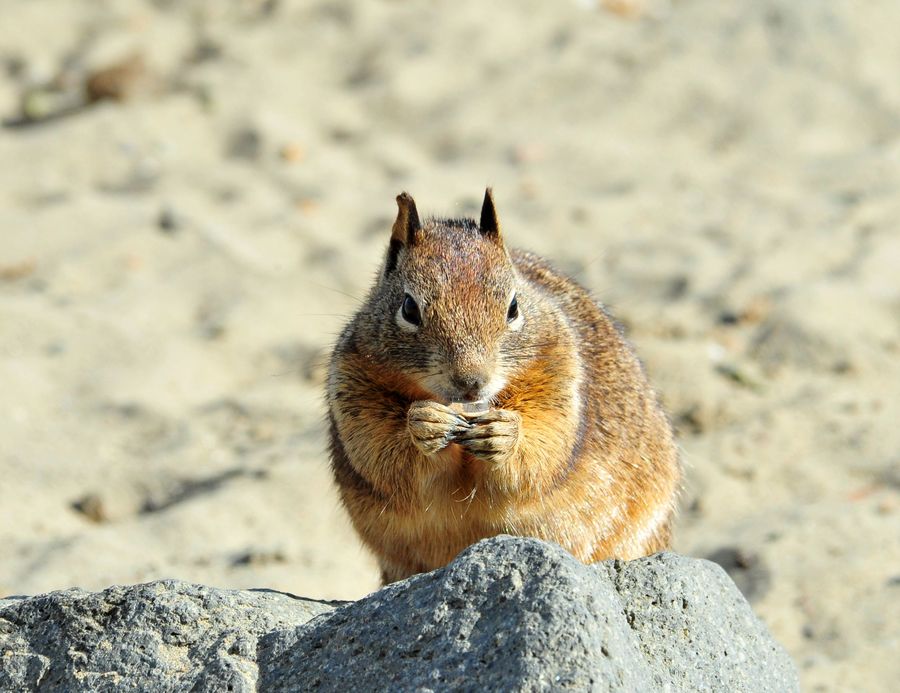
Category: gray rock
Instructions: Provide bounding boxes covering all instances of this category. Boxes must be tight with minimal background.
[259,541,654,692]
[0,580,337,691]
[600,551,796,692]
[0,537,797,692]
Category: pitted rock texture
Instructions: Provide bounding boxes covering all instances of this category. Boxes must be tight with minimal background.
[0,581,337,692]
[0,537,797,692]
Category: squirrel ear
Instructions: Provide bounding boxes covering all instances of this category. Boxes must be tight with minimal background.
[479,187,502,241]
[391,192,422,246]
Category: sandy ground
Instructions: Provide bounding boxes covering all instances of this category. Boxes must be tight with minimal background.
[1,1,898,690]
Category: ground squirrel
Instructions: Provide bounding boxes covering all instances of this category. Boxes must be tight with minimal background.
[327,189,679,584]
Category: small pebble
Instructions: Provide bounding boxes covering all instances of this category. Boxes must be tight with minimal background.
[717,310,741,326]
[85,54,150,103]
[0,259,36,281]
[231,549,286,567]
[71,493,108,524]
[227,126,262,160]
[280,142,305,163]
[157,206,181,234]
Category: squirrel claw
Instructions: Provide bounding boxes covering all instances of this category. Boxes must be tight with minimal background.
[455,409,521,463]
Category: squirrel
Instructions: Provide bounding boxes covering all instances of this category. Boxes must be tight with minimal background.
[326,189,680,584]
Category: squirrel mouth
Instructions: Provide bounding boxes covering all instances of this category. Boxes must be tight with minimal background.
[419,372,504,409]
[449,399,491,416]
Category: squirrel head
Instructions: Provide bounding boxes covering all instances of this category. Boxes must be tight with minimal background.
[370,189,526,403]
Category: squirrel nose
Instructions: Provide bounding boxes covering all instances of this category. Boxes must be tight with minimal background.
[451,373,487,401]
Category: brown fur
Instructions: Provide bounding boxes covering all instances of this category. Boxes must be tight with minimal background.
[326,190,679,584]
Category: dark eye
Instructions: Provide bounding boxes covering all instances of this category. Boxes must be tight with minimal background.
[507,294,519,323]
[401,293,422,326]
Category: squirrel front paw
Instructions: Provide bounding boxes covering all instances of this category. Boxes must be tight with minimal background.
[455,408,521,464]
[408,400,471,456]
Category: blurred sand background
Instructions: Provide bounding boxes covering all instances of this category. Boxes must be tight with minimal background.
[1,1,899,690]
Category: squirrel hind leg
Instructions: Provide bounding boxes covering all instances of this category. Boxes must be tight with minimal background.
[640,512,674,554]
[379,559,421,586]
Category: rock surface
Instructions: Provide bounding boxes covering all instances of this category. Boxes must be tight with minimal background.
[0,537,797,692]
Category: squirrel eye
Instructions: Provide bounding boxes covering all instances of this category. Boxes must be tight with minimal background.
[507,294,519,323]
[401,293,422,326]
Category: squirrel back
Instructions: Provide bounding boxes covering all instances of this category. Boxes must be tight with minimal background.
[327,190,679,583]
